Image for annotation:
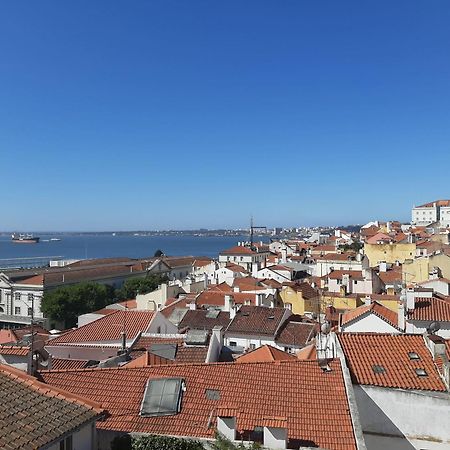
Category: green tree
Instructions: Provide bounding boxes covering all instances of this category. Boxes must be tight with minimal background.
[41,282,115,328]
[132,435,204,450]
[116,274,168,300]
[154,249,165,257]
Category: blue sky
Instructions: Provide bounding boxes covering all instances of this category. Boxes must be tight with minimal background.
[1,1,449,231]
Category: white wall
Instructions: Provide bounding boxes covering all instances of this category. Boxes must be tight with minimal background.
[406,320,450,339]
[47,421,97,450]
[354,385,450,450]
[341,314,400,334]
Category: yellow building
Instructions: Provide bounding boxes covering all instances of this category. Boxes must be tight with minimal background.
[322,291,363,311]
[280,283,320,315]
[364,242,416,267]
[403,253,450,284]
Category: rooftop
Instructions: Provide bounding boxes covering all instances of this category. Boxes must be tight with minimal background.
[340,301,400,330]
[338,333,446,391]
[47,310,155,345]
[40,360,357,449]
[0,364,103,449]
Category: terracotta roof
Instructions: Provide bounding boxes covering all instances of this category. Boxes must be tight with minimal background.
[417,199,450,208]
[193,258,214,268]
[40,360,357,449]
[232,277,266,291]
[0,345,29,356]
[224,263,249,273]
[338,333,446,391]
[226,306,286,336]
[48,310,155,345]
[341,302,399,329]
[275,321,315,347]
[130,335,208,364]
[211,282,234,292]
[328,270,364,280]
[178,310,231,332]
[366,232,393,244]
[236,345,296,363]
[296,343,317,360]
[0,364,103,449]
[260,278,283,288]
[220,246,256,255]
[196,291,256,308]
[378,269,402,284]
[316,253,357,262]
[50,358,89,370]
[408,296,450,322]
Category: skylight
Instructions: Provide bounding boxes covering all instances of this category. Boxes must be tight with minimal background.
[205,389,220,400]
[140,378,184,417]
[408,352,420,360]
[372,365,386,374]
[415,368,428,377]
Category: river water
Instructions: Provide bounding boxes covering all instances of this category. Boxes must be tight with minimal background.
[0,234,269,268]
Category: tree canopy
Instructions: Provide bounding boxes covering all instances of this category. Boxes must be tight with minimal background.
[41,282,115,328]
[116,274,167,300]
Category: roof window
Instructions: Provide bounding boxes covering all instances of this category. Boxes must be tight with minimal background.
[415,368,428,377]
[408,352,420,360]
[372,365,386,374]
[205,389,220,400]
[140,378,184,417]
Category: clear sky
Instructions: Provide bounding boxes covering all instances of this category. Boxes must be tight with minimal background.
[1,1,449,231]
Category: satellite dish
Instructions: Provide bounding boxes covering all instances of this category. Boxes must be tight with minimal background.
[427,321,441,334]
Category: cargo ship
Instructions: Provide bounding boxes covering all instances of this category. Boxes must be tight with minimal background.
[11,233,40,244]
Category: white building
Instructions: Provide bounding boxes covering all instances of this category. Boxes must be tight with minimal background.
[412,199,450,226]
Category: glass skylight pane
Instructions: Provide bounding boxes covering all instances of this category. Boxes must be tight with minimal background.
[140,378,184,417]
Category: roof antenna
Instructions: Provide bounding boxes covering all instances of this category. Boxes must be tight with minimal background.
[120,300,129,354]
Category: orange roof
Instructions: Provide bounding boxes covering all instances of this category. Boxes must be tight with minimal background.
[236,345,296,363]
[48,310,155,345]
[221,246,255,255]
[316,253,357,262]
[0,345,29,356]
[338,333,446,391]
[409,296,450,322]
[40,360,357,449]
[341,301,399,329]
[296,343,317,360]
[417,199,450,208]
[224,263,249,273]
[366,233,393,244]
[328,270,363,280]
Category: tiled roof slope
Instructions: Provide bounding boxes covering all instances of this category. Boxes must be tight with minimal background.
[338,333,446,391]
[341,301,399,329]
[0,364,103,449]
[226,306,287,336]
[50,358,89,370]
[40,360,357,449]
[409,296,450,322]
[275,321,315,346]
[220,245,256,255]
[236,345,296,363]
[48,310,155,345]
[178,309,231,332]
[0,345,29,356]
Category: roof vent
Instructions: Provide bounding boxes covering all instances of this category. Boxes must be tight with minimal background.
[205,389,221,400]
[268,315,275,320]
[372,365,386,374]
[408,352,420,360]
[415,368,428,377]
[140,378,184,417]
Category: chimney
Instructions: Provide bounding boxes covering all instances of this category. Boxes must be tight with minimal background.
[406,288,416,311]
[397,302,405,331]
[263,424,288,449]
[256,293,264,306]
[233,286,240,293]
[224,295,234,313]
[161,283,168,303]
[251,263,259,278]
[121,331,127,352]
[281,247,287,264]
[189,301,196,311]
[379,262,387,272]
[364,295,371,306]
[425,334,446,359]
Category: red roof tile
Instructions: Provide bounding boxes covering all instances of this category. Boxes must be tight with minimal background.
[40,360,357,449]
[226,306,287,336]
[338,333,446,391]
[48,310,155,345]
[220,246,256,255]
[0,345,29,356]
[328,270,364,280]
[409,296,450,322]
[236,345,296,363]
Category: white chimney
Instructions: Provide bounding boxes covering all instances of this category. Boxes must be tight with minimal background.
[281,247,287,264]
[398,302,405,331]
[224,295,234,313]
[263,425,288,449]
[189,301,196,311]
[251,263,259,278]
[233,286,240,293]
[364,295,371,306]
[379,262,387,273]
[406,288,416,311]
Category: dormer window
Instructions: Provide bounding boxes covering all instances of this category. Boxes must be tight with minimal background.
[140,378,184,417]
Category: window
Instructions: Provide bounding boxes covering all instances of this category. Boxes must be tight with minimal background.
[28,293,34,303]
[28,307,33,316]
[140,378,184,417]
[229,341,237,347]
[415,368,428,377]
[372,365,386,374]
[408,352,420,360]
[14,307,21,315]
[59,435,73,450]
[15,293,21,302]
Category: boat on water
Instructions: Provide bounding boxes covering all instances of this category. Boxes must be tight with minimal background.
[11,233,40,244]
[50,238,61,241]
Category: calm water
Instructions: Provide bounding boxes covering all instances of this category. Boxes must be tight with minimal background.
[0,234,267,265]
